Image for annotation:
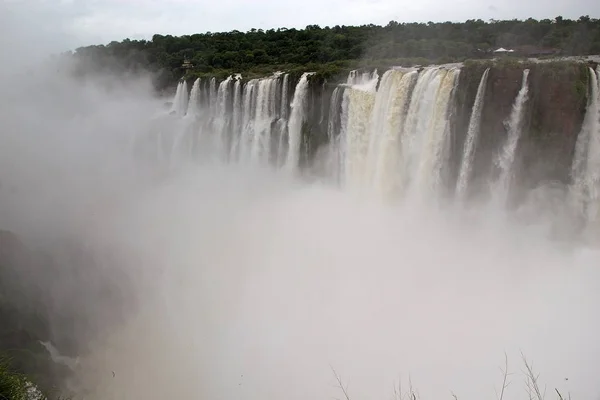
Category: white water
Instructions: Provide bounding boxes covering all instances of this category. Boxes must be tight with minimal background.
[185,78,201,118]
[366,69,416,197]
[325,87,345,183]
[339,66,460,200]
[342,84,377,189]
[456,68,491,201]
[169,81,189,116]
[495,69,530,203]
[571,67,600,228]
[285,72,312,171]
[405,68,460,200]
[5,61,599,400]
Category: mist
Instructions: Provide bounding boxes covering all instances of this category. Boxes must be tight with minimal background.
[1,6,600,400]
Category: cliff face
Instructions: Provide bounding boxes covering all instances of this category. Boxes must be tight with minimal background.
[515,63,589,196]
[412,60,591,201]
[177,59,593,198]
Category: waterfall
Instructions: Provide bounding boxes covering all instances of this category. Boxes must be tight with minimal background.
[494,69,530,202]
[339,69,381,189]
[251,76,278,163]
[229,77,243,160]
[214,76,232,158]
[347,69,379,89]
[571,67,600,223]
[285,72,312,171]
[276,73,290,167]
[179,80,189,116]
[238,79,257,164]
[186,78,201,117]
[327,87,343,141]
[339,67,459,197]
[170,81,188,116]
[280,73,290,120]
[456,68,490,201]
[157,62,600,231]
[411,68,460,199]
[231,74,284,165]
[342,82,377,189]
[366,69,417,197]
[207,77,217,118]
[401,67,458,197]
[325,87,345,182]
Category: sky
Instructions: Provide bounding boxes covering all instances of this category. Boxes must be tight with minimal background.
[1,0,599,51]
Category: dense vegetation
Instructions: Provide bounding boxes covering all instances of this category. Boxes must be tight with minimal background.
[66,16,600,89]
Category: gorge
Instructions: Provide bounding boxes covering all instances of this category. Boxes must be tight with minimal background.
[2,54,600,400]
[149,59,599,238]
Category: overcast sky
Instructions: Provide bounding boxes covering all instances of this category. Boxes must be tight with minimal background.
[2,0,599,52]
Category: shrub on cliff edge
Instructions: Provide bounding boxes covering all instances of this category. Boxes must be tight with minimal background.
[0,358,30,400]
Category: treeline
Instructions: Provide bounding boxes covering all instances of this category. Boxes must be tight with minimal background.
[66,16,600,89]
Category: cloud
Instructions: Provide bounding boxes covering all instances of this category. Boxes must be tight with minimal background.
[4,0,600,51]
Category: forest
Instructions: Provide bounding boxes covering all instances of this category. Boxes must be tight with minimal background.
[66,16,600,89]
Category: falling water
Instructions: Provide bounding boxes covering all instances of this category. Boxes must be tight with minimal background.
[280,74,290,120]
[250,76,278,163]
[9,54,600,400]
[275,73,290,167]
[229,77,243,160]
[170,81,189,116]
[402,68,440,182]
[456,68,490,201]
[401,67,460,198]
[571,67,600,226]
[186,78,201,117]
[366,69,417,197]
[342,79,377,189]
[208,77,217,116]
[411,68,460,199]
[325,86,345,182]
[494,69,530,202]
[285,72,312,171]
[179,80,189,116]
[214,76,233,158]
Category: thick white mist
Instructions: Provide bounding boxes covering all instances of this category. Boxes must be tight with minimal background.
[1,35,600,400]
[72,165,600,400]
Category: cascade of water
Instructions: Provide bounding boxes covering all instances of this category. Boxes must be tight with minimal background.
[324,86,345,182]
[456,68,490,201]
[251,76,278,163]
[186,78,201,117]
[170,81,186,116]
[280,74,290,120]
[366,69,417,197]
[494,69,530,202]
[169,81,181,114]
[571,67,600,224]
[213,76,232,158]
[342,86,377,189]
[589,66,600,224]
[229,77,243,160]
[208,77,217,117]
[401,67,445,191]
[285,72,312,171]
[238,79,258,163]
[327,87,343,141]
[275,74,290,167]
[179,80,189,116]
[346,70,379,91]
[412,68,461,198]
[319,81,327,125]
